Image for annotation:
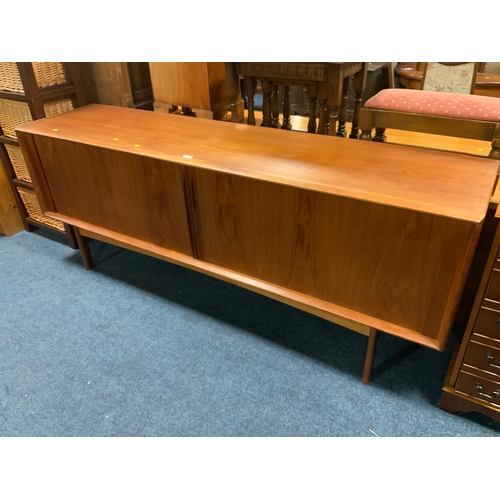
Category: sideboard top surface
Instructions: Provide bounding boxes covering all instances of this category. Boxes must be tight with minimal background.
[16,104,498,223]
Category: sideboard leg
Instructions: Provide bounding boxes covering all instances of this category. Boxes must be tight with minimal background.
[362,328,381,384]
[74,227,95,270]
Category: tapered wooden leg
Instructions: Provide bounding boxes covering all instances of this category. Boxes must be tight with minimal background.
[74,227,94,270]
[63,223,79,249]
[363,328,381,384]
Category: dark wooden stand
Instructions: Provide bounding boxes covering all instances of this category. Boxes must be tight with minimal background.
[228,62,367,137]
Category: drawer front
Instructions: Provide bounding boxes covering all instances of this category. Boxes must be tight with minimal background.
[475,307,500,341]
[464,341,500,378]
[455,372,500,407]
[485,269,500,303]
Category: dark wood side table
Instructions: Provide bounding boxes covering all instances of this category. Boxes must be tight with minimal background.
[227,62,368,138]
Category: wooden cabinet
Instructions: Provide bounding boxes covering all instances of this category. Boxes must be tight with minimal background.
[149,63,242,120]
[440,214,500,422]
[0,62,86,247]
[78,62,153,110]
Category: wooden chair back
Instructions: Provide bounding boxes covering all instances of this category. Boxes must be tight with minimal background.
[421,62,480,94]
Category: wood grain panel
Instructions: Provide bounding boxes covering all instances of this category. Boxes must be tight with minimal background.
[193,169,478,342]
[33,137,193,256]
[149,63,229,112]
[15,105,498,224]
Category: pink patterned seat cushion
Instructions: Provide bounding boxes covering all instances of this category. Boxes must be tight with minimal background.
[364,89,500,122]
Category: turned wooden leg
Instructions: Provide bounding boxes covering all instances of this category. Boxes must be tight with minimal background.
[373,127,387,143]
[337,77,349,138]
[282,85,292,130]
[362,328,381,384]
[349,90,364,139]
[350,64,367,139]
[244,77,257,126]
[271,84,280,129]
[261,80,273,128]
[307,84,318,134]
[489,124,500,161]
[317,99,328,135]
[74,227,94,270]
[359,129,373,141]
[328,105,340,136]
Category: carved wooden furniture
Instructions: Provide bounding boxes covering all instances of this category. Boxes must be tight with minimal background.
[359,63,500,161]
[78,62,153,110]
[15,104,499,384]
[149,63,244,121]
[227,62,368,137]
[439,204,500,423]
[0,62,86,247]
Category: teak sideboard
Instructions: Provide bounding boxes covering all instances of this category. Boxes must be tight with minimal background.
[15,104,499,383]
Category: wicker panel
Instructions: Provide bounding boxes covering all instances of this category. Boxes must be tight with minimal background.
[0,99,32,137]
[0,62,67,93]
[43,97,74,118]
[17,187,65,231]
[0,97,74,138]
[5,144,31,182]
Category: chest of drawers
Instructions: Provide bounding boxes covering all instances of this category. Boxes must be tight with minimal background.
[440,216,500,422]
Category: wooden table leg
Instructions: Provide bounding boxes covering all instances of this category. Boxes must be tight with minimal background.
[63,223,79,249]
[363,328,381,384]
[282,85,292,130]
[317,85,327,135]
[337,76,349,137]
[225,62,245,123]
[489,123,500,160]
[350,63,368,139]
[271,84,280,129]
[244,77,257,126]
[74,227,95,270]
[307,84,318,134]
[261,80,273,128]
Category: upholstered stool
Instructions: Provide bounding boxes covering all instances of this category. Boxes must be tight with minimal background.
[359,88,500,160]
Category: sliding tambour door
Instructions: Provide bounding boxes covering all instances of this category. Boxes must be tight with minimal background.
[32,137,194,256]
[190,167,480,346]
